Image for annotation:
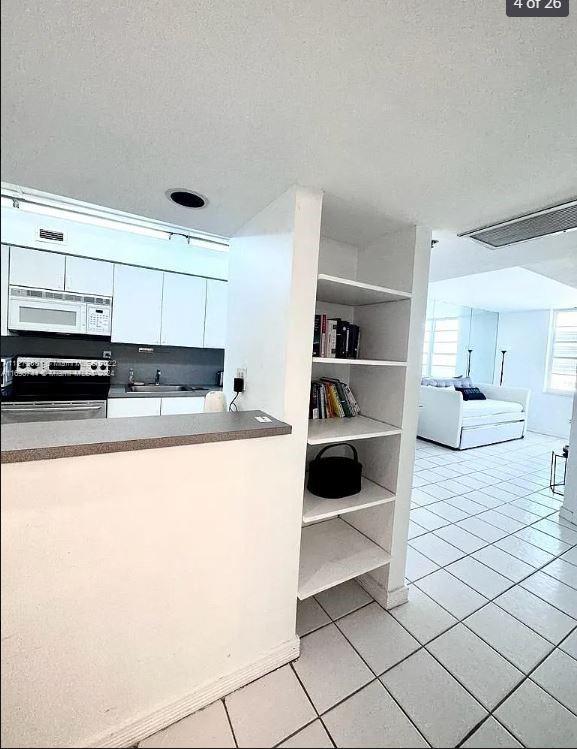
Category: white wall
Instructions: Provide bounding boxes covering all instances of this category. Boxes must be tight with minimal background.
[1,436,299,748]
[0,205,228,279]
[224,186,322,430]
[496,310,573,439]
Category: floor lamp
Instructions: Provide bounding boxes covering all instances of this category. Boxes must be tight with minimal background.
[466,349,473,377]
[499,350,507,385]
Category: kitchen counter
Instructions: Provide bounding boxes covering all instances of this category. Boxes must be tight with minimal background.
[108,385,222,398]
[1,410,291,463]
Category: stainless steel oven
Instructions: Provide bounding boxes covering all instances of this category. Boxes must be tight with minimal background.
[1,356,112,424]
[1,399,107,423]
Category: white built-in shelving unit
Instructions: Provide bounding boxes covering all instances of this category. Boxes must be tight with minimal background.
[298,518,392,600]
[316,274,411,306]
[307,415,401,444]
[298,226,429,606]
[303,477,395,524]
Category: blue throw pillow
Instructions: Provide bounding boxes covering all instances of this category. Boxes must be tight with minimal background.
[459,387,486,401]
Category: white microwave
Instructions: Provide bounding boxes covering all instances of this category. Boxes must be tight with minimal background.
[8,286,112,337]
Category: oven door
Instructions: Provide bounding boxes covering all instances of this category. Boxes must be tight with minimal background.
[8,296,85,335]
[1,400,107,424]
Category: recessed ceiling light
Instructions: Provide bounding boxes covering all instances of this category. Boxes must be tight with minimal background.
[167,189,207,209]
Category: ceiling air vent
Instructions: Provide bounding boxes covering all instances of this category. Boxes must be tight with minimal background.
[459,199,577,249]
[37,227,66,244]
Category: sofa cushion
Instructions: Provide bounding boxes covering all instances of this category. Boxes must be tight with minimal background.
[462,398,525,427]
[422,375,470,388]
[463,399,523,417]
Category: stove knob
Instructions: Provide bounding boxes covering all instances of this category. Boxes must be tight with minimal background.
[19,362,27,369]
[30,362,38,369]
[100,364,107,370]
[91,363,98,370]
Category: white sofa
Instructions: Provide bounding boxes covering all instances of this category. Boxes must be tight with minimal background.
[418,383,531,450]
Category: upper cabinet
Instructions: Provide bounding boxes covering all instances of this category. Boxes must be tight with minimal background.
[6,246,227,349]
[203,279,228,349]
[8,247,114,296]
[65,256,113,296]
[10,246,65,290]
[161,272,206,348]
[112,265,163,345]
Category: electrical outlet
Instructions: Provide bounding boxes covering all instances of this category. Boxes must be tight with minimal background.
[236,368,247,383]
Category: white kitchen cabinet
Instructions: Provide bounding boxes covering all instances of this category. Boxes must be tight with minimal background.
[1,245,9,336]
[9,246,65,290]
[161,272,206,347]
[65,256,114,296]
[112,264,163,345]
[160,396,205,415]
[107,398,162,418]
[203,279,227,349]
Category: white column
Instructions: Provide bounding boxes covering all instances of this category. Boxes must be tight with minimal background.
[561,394,577,526]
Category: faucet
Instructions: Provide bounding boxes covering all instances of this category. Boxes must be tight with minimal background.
[155,368,162,386]
[128,367,135,386]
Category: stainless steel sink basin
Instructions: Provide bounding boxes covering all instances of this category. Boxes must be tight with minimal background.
[128,384,189,393]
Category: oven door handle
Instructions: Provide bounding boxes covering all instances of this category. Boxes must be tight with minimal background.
[2,405,103,412]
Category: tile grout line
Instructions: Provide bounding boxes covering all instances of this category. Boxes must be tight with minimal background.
[221,698,239,748]
[311,595,433,748]
[456,623,577,747]
[287,659,337,748]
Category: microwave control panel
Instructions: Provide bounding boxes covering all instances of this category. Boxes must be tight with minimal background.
[86,303,112,334]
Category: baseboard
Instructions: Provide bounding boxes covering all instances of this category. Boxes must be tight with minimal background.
[358,574,409,610]
[86,637,300,748]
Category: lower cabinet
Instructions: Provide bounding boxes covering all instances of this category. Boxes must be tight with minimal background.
[160,397,205,415]
[107,398,162,418]
[107,396,205,417]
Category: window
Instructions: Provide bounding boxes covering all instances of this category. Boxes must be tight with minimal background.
[547,309,577,394]
[422,317,460,378]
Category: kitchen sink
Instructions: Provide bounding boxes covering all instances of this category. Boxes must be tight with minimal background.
[128,384,189,393]
[126,384,211,393]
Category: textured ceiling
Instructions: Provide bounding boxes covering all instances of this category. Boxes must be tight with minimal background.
[2,1,577,243]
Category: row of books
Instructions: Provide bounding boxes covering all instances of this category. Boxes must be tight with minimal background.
[309,378,361,419]
[313,315,360,359]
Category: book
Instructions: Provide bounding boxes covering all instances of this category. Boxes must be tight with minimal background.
[313,315,321,357]
[328,318,338,358]
[309,378,360,420]
[348,324,360,359]
[313,316,360,359]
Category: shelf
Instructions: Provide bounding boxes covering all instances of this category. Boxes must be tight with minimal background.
[312,357,406,366]
[307,415,401,445]
[303,477,395,524]
[298,517,391,599]
[316,273,411,306]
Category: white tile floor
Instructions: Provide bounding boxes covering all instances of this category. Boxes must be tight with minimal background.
[140,432,577,748]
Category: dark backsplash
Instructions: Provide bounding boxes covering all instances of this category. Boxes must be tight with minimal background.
[0,335,224,386]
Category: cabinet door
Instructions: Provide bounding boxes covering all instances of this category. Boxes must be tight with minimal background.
[9,246,65,290]
[107,398,161,418]
[65,256,114,296]
[203,279,227,349]
[112,264,163,345]
[160,396,205,415]
[1,245,9,336]
[161,272,206,348]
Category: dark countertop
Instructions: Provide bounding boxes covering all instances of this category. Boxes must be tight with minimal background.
[1,410,291,463]
[108,385,222,399]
